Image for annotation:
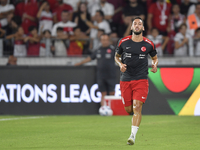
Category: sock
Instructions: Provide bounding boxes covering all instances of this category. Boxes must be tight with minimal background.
[131,126,139,138]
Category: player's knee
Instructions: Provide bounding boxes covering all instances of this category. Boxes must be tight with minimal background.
[125,106,133,114]
[133,103,142,113]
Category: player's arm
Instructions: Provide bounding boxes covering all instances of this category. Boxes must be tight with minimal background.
[74,56,91,66]
[115,52,126,73]
[150,55,158,73]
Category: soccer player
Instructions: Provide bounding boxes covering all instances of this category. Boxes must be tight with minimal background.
[74,34,116,106]
[115,16,158,145]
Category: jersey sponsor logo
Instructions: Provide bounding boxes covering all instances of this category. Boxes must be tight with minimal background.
[124,53,131,58]
[142,96,146,99]
[126,47,131,49]
[107,49,112,53]
[139,54,145,59]
[141,46,146,52]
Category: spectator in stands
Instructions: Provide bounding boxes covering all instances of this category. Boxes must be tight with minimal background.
[0,28,6,38]
[63,0,80,11]
[90,29,104,51]
[86,0,99,15]
[24,26,41,56]
[167,4,186,54]
[84,10,111,40]
[90,0,114,21]
[68,27,89,55]
[21,0,38,34]
[174,23,193,56]
[107,0,124,23]
[53,0,73,23]
[147,27,169,56]
[14,0,24,18]
[39,30,52,57]
[117,15,132,38]
[187,3,200,37]
[180,0,194,17]
[37,2,53,34]
[73,2,91,35]
[123,0,145,21]
[0,0,15,28]
[51,27,68,56]
[6,55,17,66]
[193,27,200,56]
[147,0,172,36]
[6,26,27,57]
[188,0,200,16]
[52,10,77,37]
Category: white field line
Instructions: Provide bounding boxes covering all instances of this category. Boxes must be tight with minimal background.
[0,116,45,121]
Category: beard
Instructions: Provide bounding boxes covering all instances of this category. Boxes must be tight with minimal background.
[132,29,143,35]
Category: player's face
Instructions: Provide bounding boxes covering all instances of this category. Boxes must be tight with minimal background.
[180,26,187,35]
[100,35,110,47]
[131,19,144,35]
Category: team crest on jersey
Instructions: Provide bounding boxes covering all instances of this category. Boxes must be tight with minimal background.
[141,46,146,52]
[107,49,112,53]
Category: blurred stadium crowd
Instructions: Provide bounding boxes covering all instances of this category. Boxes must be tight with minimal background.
[1,0,200,58]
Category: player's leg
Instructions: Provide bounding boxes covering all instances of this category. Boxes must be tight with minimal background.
[107,78,115,96]
[127,79,149,145]
[97,78,107,106]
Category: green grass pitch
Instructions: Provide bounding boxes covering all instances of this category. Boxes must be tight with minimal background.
[0,115,200,150]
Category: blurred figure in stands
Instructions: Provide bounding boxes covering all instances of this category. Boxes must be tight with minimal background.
[174,23,193,56]
[187,2,200,37]
[24,26,41,56]
[180,0,194,16]
[39,30,52,57]
[0,0,15,29]
[6,55,17,66]
[193,27,200,56]
[21,0,38,34]
[187,0,200,16]
[51,27,68,56]
[147,28,169,56]
[51,10,77,37]
[90,0,114,22]
[73,2,91,35]
[123,0,145,21]
[37,2,53,34]
[6,26,27,57]
[167,4,186,55]
[53,0,73,23]
[147,0,172,36]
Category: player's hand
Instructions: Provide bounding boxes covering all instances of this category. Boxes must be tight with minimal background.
[120,63,127,73]
[150,64,157,73]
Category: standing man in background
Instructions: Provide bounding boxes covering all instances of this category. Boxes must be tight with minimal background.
[74,34,116,106]
[115,16,158,145]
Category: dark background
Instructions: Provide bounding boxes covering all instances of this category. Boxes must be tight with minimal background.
[0,66,173,115]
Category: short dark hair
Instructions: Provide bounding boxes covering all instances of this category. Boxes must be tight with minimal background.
[132,16,144,25]
[28,26,37,32]
[195,27,200,33]
[62,10,69,14]
[43,30,51,35]
[96,10,104,18]
[151,27,159,32]
[56,27,63,32]
[179,23,187,30]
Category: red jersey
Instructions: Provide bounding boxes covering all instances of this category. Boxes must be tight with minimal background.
[21,2,38,34]
[53,4,73,22]
[148,2,171,32]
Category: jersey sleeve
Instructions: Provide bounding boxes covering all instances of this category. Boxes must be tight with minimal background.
[149,43,157,57]
[90,50,97,60]
[115,38,123,55]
